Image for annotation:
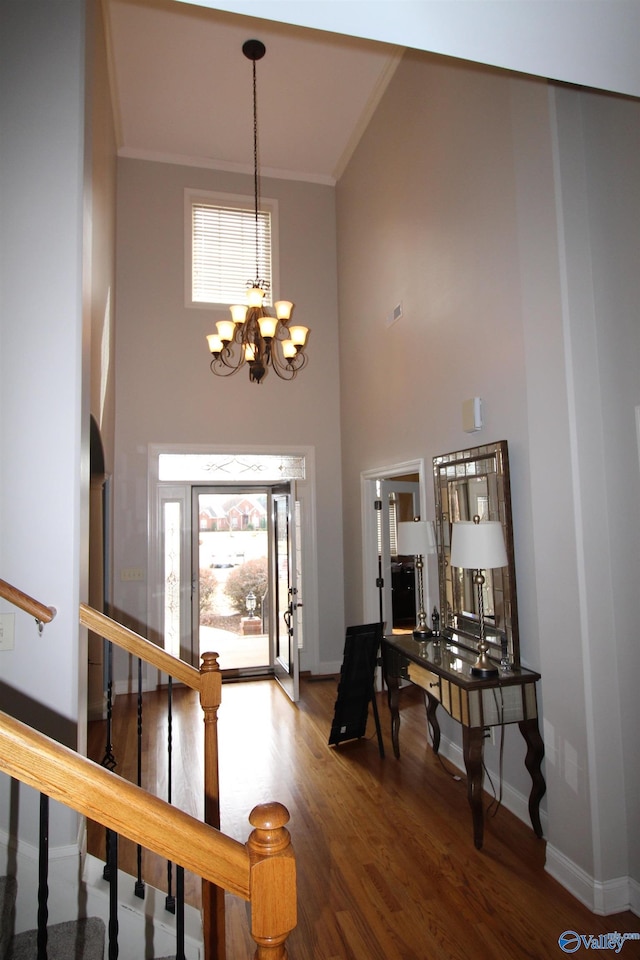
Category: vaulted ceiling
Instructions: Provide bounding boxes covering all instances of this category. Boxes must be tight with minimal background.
[105,0,640,186]
[105,0,403,185]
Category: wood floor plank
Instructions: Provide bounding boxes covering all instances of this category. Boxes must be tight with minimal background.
[87,676,640,959]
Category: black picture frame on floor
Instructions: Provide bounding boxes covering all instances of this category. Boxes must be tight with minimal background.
[328,622,384,757]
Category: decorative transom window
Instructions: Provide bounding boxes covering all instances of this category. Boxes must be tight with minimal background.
[185,188,277,308]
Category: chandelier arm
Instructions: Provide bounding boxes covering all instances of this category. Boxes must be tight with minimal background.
[209,354,245,377]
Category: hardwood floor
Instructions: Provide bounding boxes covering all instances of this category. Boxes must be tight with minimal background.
[87,677,640,959]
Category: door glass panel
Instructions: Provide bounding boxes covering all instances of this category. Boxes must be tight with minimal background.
[160,452,306,482]
[273,487,300,701]
[195,490,269,672]
[163,500,182,658]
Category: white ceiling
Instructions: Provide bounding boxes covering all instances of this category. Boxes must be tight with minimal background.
[105,0,640,186]
[105,0,403,185]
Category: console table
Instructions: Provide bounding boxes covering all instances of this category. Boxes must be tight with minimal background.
[381,633,545,849]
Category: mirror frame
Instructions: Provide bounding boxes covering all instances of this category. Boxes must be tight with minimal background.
[433,440,520,668]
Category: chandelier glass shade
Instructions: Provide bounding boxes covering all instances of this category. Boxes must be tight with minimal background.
[206,39,309,384]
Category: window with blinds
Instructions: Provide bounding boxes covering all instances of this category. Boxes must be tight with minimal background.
[186,189,276,308]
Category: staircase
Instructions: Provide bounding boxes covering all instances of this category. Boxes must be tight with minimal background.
[0,578,297,960]
[0,867,198,959]
[0,874,103,960]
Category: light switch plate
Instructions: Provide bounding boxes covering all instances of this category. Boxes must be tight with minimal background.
[0,613,16,650]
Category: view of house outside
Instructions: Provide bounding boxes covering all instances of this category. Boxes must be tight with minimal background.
[197,493,270,670]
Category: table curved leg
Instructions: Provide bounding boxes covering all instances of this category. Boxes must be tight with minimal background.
[385,672,401,759]
[424,692,441,754]
[519,718,546,838]
[462,726,485,849]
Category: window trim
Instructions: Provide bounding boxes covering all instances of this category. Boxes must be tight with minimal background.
[184,187,281,312]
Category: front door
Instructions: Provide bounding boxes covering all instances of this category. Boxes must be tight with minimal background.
[272,484,301,702]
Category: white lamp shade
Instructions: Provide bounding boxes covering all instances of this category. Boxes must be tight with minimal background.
[247,286,264,307]
[274,300,293,320]
[230,303,248,323]
[450,520,507,570]
[258,315,277,339]
[206,333,223,354]
[397,520,436,557]
[216,319,236,342]
[288,325,308,347]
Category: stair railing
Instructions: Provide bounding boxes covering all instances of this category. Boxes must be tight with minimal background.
[0,709,296,959]
[78,604,225,953]
[0,578,56,632]
[0,579,292,959]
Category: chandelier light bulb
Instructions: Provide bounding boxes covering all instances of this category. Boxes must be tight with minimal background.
[247,286,264,308]
[230,304,248,324]
[275,300,293,320]
[216,319,236,343]
[258,315,277,339]
[289,325,308,348]
[282,340,297,359]
[206,333,223,355]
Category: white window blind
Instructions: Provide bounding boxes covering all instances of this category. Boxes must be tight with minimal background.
[191,202,272,305]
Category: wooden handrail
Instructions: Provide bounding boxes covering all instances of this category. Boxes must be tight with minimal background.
[0,709,296,957]
[0,578,56,624]
[0,708,249,896]
[79,603,201,690]
[1,588,287,957]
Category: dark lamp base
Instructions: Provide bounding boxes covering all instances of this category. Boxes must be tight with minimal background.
[471,663,499,678]
[413,627,433,640]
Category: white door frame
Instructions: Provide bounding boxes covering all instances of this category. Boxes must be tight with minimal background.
[147,443,319,678]
[360,458,429,627]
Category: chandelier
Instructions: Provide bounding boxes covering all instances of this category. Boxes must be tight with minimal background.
[206,39,309,384]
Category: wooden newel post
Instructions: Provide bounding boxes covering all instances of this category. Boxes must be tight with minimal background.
[200,652,225,960]
[247,802,297,960]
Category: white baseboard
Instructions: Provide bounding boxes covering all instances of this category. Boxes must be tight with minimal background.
[546,845,639,918]
[437,732,547,833]
[317,660,342,677]
[114,677,154,696]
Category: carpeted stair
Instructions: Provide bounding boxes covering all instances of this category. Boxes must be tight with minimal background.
[1,877,104,960]
[0,877,16,960]
[7,918,105,960]
[0,875,182,959]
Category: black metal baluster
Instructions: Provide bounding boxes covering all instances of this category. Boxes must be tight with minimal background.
[165,676,175,913]
[135,656,145,898]
[37,792,49,960]
[176,865,185,960]
[102,638,116,882]
[106,829,119,960]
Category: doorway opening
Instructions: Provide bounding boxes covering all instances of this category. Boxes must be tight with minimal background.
[195,488,270,673]
[361,459,429,632]
[150,446,315,701]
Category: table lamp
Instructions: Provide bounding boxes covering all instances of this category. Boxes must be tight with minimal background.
[449,515,507,677]
[397,519,436,640]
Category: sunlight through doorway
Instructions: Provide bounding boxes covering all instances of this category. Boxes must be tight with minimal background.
[195,490,270,671]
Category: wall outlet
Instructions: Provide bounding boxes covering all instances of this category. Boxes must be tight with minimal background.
[0,613,16,651]
[120,567,145,582]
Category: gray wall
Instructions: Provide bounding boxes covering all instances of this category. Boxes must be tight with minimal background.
[0,0,88,849]
[113,158,345,673]
[336,50,640,910]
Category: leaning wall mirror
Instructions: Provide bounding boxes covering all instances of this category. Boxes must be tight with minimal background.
[433,440,520,668]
